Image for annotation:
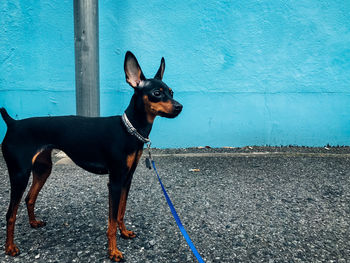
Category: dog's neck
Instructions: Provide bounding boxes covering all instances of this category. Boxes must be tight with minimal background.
[124,93,153,139]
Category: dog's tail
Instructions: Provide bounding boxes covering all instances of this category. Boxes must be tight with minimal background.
[0,108,15,127]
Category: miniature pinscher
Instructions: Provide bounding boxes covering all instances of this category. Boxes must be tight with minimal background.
[0,51,182,261]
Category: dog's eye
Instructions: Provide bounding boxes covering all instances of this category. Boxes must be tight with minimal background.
[169,90,174,97]
[153,90,161,97]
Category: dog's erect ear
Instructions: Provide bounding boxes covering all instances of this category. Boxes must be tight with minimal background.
[124,51,146,88]
[154,57,165,80]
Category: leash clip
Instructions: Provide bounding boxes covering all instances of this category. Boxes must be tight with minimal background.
[145,142,152,169]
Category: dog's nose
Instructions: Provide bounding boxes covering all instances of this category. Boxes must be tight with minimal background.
[174,103,183,112]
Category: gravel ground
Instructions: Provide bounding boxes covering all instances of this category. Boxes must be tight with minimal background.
[0,147,349,262]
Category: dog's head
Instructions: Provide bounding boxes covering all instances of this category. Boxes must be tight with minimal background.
[124,51,182,123]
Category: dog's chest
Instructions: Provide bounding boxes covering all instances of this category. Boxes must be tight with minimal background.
[126,150,143,171]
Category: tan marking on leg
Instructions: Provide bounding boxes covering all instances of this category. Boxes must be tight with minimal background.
[118,150,142,239]
[5,202,20,256]
[32,151,42,164]
[117,188,136,239]
[137,150,143,161]
[26,172,51,227]
[135,150,143,170]
[26,149,52,227]
[132,150,143,168]
[107,190,123,262]
[126,152,137,171]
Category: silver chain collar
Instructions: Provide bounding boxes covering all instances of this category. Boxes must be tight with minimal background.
[121,113,150,144]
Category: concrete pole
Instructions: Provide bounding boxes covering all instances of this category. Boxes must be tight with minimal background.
[74,0,100,117]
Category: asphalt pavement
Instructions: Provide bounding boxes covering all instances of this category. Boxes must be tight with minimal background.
[0,147,349,262]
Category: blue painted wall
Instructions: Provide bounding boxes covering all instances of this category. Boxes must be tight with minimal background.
[1,1,350,147]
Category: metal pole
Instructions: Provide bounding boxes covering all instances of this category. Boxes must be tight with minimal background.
[74,0,100,117]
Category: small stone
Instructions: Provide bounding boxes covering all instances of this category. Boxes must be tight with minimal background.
[149,239,156,246]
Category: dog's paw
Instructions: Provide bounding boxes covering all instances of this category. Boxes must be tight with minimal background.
[5,243,20,257]
[108,248,124,262]
[30,220,46,228]
[121,229,136,239]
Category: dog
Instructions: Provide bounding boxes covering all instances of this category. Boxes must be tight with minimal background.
[0,51,182,261]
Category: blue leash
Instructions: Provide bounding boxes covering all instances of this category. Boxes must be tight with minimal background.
[149,158,205,263]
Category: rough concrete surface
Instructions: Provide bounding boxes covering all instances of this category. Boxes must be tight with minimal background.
[0,147,349,262]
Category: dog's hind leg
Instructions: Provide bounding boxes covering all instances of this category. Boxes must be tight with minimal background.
[5,167,31,256]
[25,149,52,228]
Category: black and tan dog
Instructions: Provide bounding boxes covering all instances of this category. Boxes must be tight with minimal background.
[0,51,182,261]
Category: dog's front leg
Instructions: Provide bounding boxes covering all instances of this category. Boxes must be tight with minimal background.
[107,172,124,262]
[117,184,136,239]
